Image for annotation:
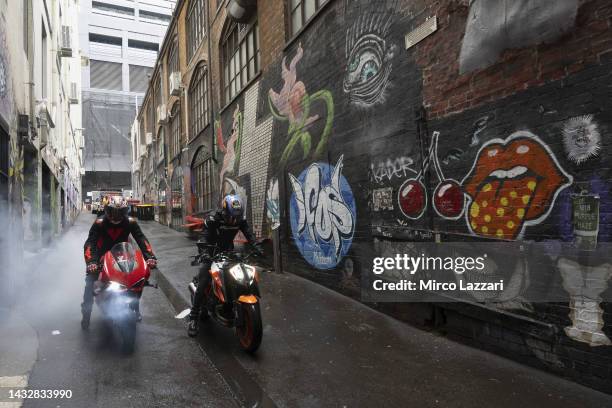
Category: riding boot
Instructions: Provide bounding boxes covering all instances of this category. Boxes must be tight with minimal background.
[81,303,91,330]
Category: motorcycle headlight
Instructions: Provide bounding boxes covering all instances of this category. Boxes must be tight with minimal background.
[243,265,256,281]
[229,264,245,282]
[107,281,126,292]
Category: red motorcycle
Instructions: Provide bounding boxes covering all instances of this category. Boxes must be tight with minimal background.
[93,242,155,352]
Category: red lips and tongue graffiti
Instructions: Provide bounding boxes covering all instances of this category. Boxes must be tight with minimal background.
[398,130,573,239]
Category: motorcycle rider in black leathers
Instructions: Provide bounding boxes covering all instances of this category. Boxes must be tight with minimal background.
[81,197,157,329]
[188,194,261,337]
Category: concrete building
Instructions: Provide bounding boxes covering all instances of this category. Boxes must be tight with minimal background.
[1,0,83,303]
[79,0,174,198]
[132,0,612,392]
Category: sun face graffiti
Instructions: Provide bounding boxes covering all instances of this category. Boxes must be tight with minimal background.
[344,11,396,107]
[289,155,356,270]
[462,131,573,240]
[562,114,601,165]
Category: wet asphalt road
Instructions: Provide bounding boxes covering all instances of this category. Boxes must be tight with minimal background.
[16,216,238,408]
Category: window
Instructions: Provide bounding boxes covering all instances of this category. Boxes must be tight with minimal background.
[89,33,122,46]
[221,20,259,103]
[129,65,153,92]
[92,1,134,17]
[168,37,179,75]
[128,39,158,51]
[289,0,328,36]
[140,9,171,24]
[170,103,182,159]
[153,74,162,109]
[158,127,165,163]
[189,63,209,139]
[191,147,213,212]
[90,60,123,90]
[41,22,47,98]
[23,0,28,53]
[187,0,206,61]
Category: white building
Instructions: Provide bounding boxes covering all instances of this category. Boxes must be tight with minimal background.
[79,0,174,197]
[1,0,84,303]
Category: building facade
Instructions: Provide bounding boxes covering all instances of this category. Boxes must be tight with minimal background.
[132,0,612,391]
[1,0,83,304]
[80,0,174,197]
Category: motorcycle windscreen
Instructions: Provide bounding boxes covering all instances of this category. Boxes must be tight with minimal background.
[110,242,139,274]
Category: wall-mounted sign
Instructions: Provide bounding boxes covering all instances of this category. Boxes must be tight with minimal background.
[572,194,599,251]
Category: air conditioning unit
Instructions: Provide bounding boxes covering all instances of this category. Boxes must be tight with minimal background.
[59,26,72,57]
[69,82,79,104]
[157,104,168,124]
[145,132,153,146]
[169,72,182,96]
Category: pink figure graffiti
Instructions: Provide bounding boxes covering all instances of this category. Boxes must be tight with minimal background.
[217,105,241,187]
[269,43,318,127]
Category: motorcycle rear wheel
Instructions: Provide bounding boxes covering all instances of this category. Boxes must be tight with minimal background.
[236,303,262,353]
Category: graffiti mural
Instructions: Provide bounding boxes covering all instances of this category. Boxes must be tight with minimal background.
[289,155,356,269]
[370,156,416,183]
[398,132,464,220]
[266,177,280,230]
[459,0,579,73]
[269,44,334,166]
[558,257,612,346]
[562,114,602,165]
[343,9,396,107]
[216,105,243,188]
[0,21,13,119]
[237,81,274,238]
[463,131,573,240]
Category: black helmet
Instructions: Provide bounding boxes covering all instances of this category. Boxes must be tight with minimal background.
[105,196,128,224]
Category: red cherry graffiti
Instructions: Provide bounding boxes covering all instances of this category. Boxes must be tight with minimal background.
[399,179,426,219]
[398,132,465,220]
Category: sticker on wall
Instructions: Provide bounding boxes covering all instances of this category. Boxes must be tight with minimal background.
[289,155,356,270]
[344,9,396,107]
[562,114,601,165]
[372,187,393,211]
[462,131,573,240]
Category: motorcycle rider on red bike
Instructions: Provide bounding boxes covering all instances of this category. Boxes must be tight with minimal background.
[188,194,262,337]
[81,197,157,329]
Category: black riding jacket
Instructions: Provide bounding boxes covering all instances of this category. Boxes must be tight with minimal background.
[84,216,156,266]
[199,210,256,253]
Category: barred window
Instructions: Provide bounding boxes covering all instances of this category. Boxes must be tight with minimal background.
[221,20,259,104]
[189,63,209,139]
[289,0,328,36]
[158,127,165,163]
[187,0,206,62]
[170,103,181,159]
[191,147,213,212]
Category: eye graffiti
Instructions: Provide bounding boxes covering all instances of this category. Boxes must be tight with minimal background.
[462,131,573,240]
[344,11,396,107]
[289,155,356,270]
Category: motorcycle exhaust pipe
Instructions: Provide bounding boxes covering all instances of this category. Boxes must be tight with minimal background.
[188,282,197,296]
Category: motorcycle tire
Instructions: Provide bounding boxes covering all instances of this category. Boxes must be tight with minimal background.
[120,318,137,354]
[236,303,262,353]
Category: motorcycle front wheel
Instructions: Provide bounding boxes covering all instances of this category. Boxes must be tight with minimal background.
[236,303,262,353]
[120,317,137,354]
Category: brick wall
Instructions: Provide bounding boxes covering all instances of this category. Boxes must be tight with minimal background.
[137,0,612,392]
